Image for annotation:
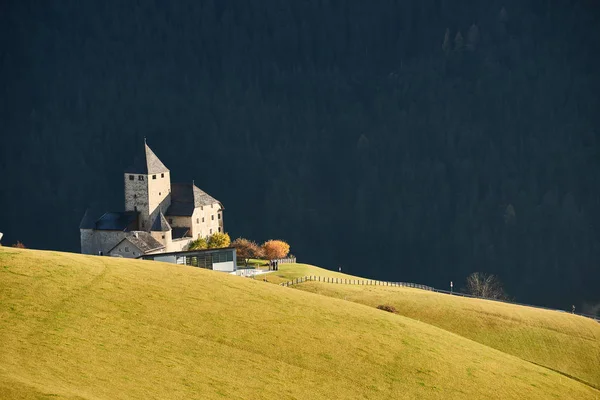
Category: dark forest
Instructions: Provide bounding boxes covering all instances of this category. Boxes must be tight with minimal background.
[1,0,599,311]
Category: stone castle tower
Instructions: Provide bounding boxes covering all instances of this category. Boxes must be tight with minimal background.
[124,142,172,231]
[80,142,224,258]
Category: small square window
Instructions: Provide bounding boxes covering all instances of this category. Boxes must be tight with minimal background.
[138,175,144,181]
[162,234,165,239]
[161,173,164,178]
[152,175,156,179]
[129,175,134,180]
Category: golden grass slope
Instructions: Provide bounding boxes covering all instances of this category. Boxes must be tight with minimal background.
[0,248,598,399]
[269,263,600,390]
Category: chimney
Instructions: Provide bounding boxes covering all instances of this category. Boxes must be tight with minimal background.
[134,232,139,238]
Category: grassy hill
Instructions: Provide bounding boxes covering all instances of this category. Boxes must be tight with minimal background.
[266,263,600,390]
[1,248,599,399]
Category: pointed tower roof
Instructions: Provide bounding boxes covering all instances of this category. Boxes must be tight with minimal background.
[79,208,97,229]
[125,142,169,174]
[151,211,171,232]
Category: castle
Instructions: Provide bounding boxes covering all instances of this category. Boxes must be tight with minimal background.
[80,142,224,258]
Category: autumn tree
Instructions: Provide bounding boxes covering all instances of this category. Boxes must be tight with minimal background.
[12,241,26,249]
[188,237,207,250]
[464,272,507,300]
[232,237,262,266]
[262,240,290,260]
[207,232,231,249]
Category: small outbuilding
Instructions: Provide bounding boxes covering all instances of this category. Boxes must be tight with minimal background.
[139,247,237,272]
[108,232,165,258]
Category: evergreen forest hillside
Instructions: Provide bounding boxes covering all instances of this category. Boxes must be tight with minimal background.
[1,0,599,310]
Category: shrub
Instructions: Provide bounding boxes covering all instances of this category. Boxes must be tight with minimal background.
[207,232,231,249]
[12,241,26,249]
[376,304,397,314]
[261,240,290,260]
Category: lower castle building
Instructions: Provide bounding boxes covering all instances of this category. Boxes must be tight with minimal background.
[80,142,224,258]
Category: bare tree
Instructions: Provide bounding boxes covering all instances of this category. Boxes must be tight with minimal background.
[464,272,507,299]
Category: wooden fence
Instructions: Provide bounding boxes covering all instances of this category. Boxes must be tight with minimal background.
[272,257,297,264]
[278,275,600,322]
[279,275,434,291]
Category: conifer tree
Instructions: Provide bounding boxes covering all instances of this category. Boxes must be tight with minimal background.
[467,24,479,50]
[454,31,464,51]
[442,28,451,55]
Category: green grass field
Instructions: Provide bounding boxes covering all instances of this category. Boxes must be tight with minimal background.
[1,248,599,399]
[269,263,600,390]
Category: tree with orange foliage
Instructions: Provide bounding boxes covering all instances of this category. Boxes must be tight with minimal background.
[232,238,263,266]
[12,241,26,249]
[261,240,290,260]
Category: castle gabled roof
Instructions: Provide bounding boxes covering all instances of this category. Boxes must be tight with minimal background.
[109,232,165,254]
[125,143,169,175]
[166,183,223,216]
[94,211,139,231]
[151,211,171,232]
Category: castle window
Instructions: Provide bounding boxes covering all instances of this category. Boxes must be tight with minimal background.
[161,173,164,178]
[138,175,144,181]
[211,204,214,208]
[202,217,204,222]
[134,206,137,212]
[196,218,199,224]
[159,192,161,196]
[218,227,221,232]
[125,247,129,252]
[218,213,221,220]
[169,218,173,224]
[162,234,165,239]
[129,175,134,181]
[201,206,203,211]
[210,229,213,234]
[152,175,156,179]
[211,215,214,221]
[134,194,137,199]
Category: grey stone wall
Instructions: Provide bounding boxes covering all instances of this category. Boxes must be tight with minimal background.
[80,229,128,255]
